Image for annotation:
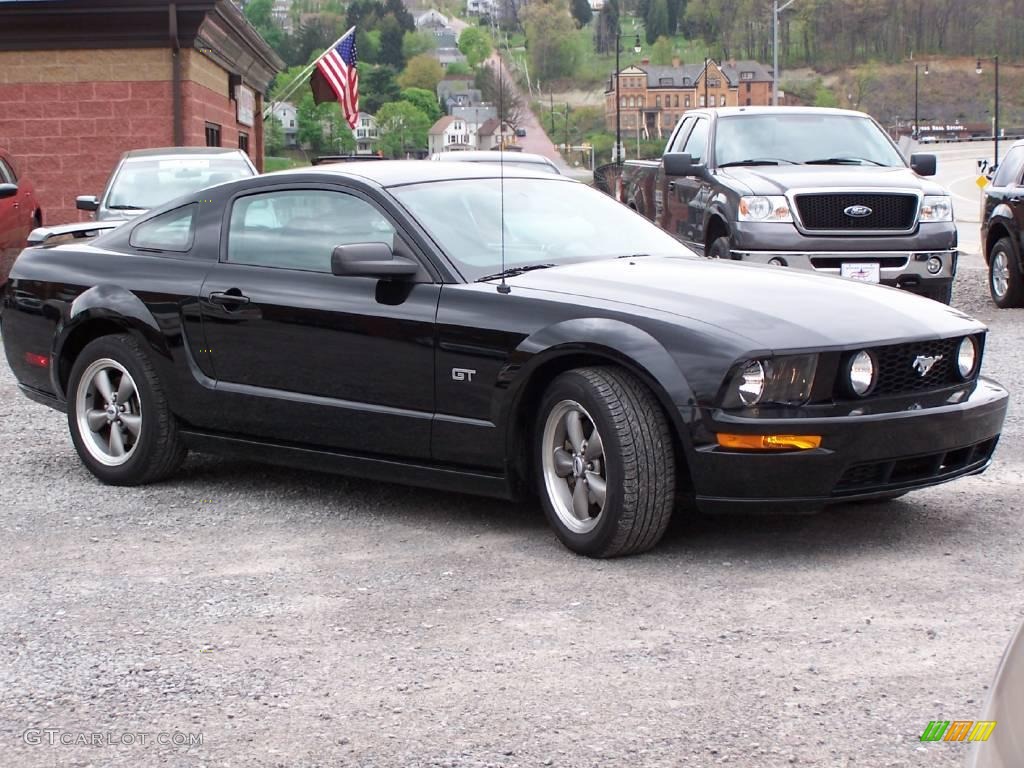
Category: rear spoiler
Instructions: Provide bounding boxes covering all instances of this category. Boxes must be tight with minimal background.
[27,221,121,246]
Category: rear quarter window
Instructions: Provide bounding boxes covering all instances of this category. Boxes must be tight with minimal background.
[129,204,197,253]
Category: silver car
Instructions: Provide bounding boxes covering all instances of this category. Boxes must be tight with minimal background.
[76,147,257,221]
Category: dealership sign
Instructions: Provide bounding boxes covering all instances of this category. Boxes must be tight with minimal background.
[236,84,255,127]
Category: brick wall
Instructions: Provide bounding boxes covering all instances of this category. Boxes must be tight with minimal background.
[0,47,262,226]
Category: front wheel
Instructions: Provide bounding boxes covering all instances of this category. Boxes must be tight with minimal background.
[67,334,186,485]
[988,237,1024,308]
[536,367,676,557]
[708,235,733,260]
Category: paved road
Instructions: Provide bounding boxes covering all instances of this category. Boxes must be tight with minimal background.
[929,140,996,265]
[1,266,1022,766]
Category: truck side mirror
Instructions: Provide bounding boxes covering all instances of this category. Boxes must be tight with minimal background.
[663,153,696,177]
[909,153,936,177]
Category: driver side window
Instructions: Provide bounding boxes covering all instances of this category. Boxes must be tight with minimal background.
[226,189,396,272]
[682,118,709,164]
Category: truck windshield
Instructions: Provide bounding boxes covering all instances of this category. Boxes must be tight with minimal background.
[391,178,693,281]
[714,114,905,168]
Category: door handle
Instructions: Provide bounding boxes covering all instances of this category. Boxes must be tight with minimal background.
[209,290,250,306]
[1009,196,1022,204]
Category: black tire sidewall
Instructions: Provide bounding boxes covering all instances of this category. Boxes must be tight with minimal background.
[989,238,1021,308]
[709,236,731,260]
[67,335,164,484]
[535,372,627,556]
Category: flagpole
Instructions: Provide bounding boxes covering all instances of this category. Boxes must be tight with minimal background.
[263,26,356,120]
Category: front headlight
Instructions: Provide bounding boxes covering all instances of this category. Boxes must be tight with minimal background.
[738,195,793,222]
[957,336,979,379]
[722,354,818,408]
[920,195,953,222]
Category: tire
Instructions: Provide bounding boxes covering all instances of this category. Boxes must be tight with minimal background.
[988,237,1024,308]
[67,334,186,485]
[535,367,676,557]
[708,235,733,260]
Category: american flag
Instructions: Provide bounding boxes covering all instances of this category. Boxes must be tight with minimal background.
[310,31,359,129]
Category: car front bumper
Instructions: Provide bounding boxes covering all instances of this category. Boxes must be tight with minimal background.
[686,376,1008,514]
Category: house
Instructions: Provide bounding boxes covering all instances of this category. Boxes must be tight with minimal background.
[438,78,474,105]
[270,101,299,148]
[434,47,468,70]
[428,115,473,154]
[466,0,498,15]
[450,104,497,128]
[443,88,484,114]
[476,117,514,150]
[604,58,776,138]
[352,112,379,155]
[415,9,449,29]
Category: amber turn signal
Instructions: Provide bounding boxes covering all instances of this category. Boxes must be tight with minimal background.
[716,433,822,450]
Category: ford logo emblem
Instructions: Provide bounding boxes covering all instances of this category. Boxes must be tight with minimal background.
[844,204,873,218]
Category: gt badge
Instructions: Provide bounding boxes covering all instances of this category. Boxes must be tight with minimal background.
[452,368,476,382]
[913,355,943,377]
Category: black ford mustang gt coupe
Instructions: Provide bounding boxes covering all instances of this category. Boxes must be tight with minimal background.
[1,162,1009,557]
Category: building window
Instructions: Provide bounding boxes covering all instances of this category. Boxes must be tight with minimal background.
[699,96,705,107]
[289,120,295,127]
[655,96,660,107]
[709,78,721,87]
[205,122,221,147]
[740,71,754,80]
[673,95,679,107]
[685,96,690,108]
[238,132,249,154]
[746,98,752,106]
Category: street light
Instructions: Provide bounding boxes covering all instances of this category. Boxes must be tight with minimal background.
[976,56,1000,167]
[913,62,929,140]
[614,29,642,164]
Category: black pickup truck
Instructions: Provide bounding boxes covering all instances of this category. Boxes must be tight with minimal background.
[602,107,958,303]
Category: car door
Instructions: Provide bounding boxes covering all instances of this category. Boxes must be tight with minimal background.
[0,156,25,282]
[656,116,694,230]
[663,116,710,249]
[197,183,441,459]
[988,147,1024,251]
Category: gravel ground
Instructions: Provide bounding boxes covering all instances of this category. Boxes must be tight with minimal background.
[1,266,1022,768]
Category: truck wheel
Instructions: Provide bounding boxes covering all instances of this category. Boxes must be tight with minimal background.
[988,237,1024,308]
[708,235,733,260]
[536,367,676,558]
[67,334,187,485]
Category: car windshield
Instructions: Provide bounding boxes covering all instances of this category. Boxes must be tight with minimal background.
[106,156,253,209]
[714,114,906,168]
[390,178,693,280]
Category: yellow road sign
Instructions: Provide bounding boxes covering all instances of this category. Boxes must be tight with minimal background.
[977,175,990,188]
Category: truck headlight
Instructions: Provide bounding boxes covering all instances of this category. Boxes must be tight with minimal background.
[722,354,818,408]
[920,195,953,222]
[738,195,793,222]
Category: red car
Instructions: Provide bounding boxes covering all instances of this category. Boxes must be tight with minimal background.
[0,148,41,283]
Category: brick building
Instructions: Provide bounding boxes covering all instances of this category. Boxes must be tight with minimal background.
[0,0,282,225]
[605,58,776,138]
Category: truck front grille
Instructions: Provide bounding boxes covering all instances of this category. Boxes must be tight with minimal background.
[794,193,918,231]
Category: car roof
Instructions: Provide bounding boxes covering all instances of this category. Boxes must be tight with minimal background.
[268,159,573,187]
[695,106,872,119]
[121,147,248,160]
[431,150,556,165]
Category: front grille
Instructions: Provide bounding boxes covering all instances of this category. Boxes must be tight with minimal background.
[872,338,960,396]
[833,437,998,495]
[795,193,918,231]
[809,256,908,269]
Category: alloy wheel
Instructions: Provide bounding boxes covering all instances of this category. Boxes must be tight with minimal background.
[541,400,608,534]
[992,249,1010,299]
[75,358,143,466]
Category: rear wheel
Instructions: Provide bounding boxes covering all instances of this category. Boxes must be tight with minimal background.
[988,237,1024,308]
[67,334,186,485]
[708,235,732,260]
[536,367,676,557]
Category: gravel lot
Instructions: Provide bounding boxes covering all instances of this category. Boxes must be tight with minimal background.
[1,265,1021,768]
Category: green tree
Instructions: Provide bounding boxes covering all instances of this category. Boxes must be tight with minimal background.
[357,29,382,64]
[244,0,283,49]
[361,65,401,114]
[445,61,472,76]
[457,27,493,67]
[400,87,442,123]
[520,0,579,81]
[397,53,444,91]
[379,14,406,69]
[402,30,437,59]
[650,35,674,65]
[265,115,286,155]
[594,0,620,54]
[297,93,327,152]
[645,0,670,43]
[375,101,431,157]
[570,0,593,28]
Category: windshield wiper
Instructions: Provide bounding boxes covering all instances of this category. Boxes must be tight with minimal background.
[718,158,798,167]
[804,157,887,166]
[476,263,557,282]
[107,204,147,210]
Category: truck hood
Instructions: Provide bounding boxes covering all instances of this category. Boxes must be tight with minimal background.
[511,255,981,350]
[717,164,946,196]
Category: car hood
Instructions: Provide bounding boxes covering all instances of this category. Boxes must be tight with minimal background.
[510,256,982,350]
[718,165,946,196]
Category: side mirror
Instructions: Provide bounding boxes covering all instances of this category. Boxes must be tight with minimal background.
[663,152,697,177]
[331,242,419,279]
[0,182,17,200]
[909,153,936,177]
[76,195,99,212]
